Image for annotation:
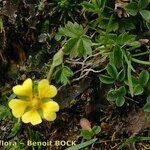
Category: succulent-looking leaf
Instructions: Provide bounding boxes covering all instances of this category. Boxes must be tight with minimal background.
[138,0,149,10]
[106,64,118,79]
[99,75,115,84]
[139,70,149,87]
[140,10,150,22]
[144,103,150,112]
[146,95,150,103]
[116,96,125,107]
[116,86,126,96]
[134,84,144,95]
[125,2,138,16]
[146,21,150,30]
[131,76,139,87]
[117,69,125,81]
[92,125,101,134]
[107,89,116,101]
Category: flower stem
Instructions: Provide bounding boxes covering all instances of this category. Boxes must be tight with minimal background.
[131,58,150,65]
[47,65,55,84]
[132,51,150,57]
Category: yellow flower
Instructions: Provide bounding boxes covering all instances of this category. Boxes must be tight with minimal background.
[9,78,59,125]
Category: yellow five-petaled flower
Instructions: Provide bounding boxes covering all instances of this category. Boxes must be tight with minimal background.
[9,78,59,125]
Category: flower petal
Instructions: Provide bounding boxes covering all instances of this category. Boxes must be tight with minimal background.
[38,79,57,98]
[22,109,42,125]
[13,78,32,97]
[43,112,57,121]
[42,101,59,121]
[9,99,28,118]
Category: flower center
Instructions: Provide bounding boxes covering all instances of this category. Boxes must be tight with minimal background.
[30,96,42,109]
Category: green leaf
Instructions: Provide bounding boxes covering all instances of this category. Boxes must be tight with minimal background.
[107,89,116,101]
[57,21,84,38]
[144,103,150,112]
[92,0,106,8]
[52,49,64,67]
[106,64,118,79]
[65,138,97,150]
[139,70,149,87]
[140,10,150,22]
[64,38,79,58]
[131,76,139,86]
[99,75,115,84]
[82,1,97,12]
[146,95,150,103]
[125,2,138,16]
[138,0,149,10]
[116,96,125,107]
[77,36,92,57]
[80,130,93,140]
[6,122,22,138]
[113,45,123,68]
[134,84,144,95]
[55,66,73,85]
[117,69,125,81]
[119,19,136,31]
[127,41,141,48]
[0,105,11,120]
[117,33,136,45]
[64,36,92,58]
[116,86,126,96]
[56,22,92,58]
[92,126,101,134]
[147,115,150,122]
[146,21,150,30]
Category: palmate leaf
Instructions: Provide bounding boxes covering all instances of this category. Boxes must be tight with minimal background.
[57,21,84,39]
[64,36,92,58]
[56,22,92,58]
[82,0,106,12]
[55,66,73,85]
